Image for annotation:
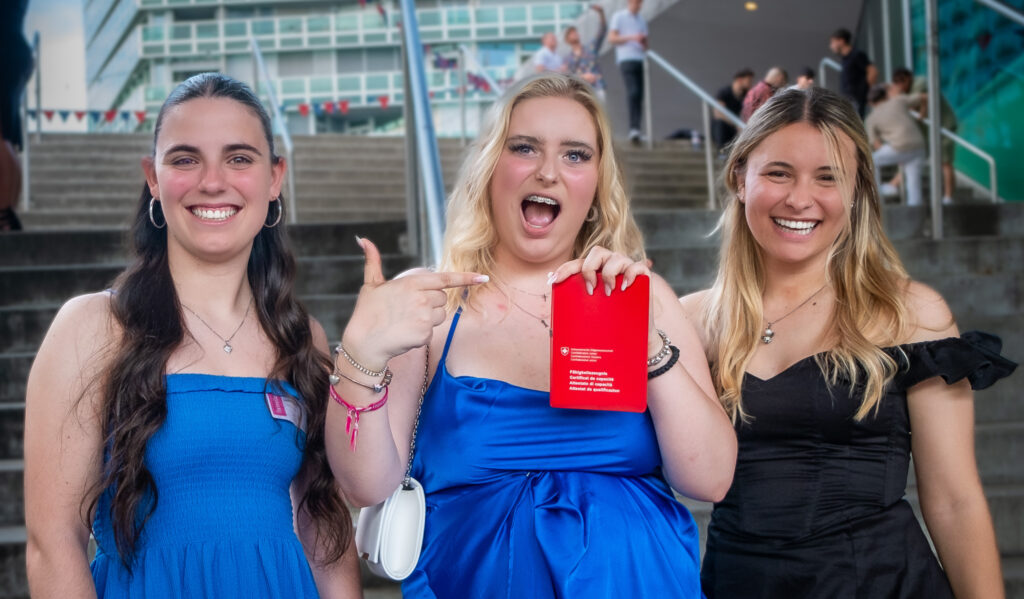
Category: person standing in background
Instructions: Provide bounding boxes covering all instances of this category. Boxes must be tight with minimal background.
[712,68,754,151]
[740,67,787,122]
[0,0,32,231]
[829,28,877,117]
[608,0,648,143]
[565,4,608,101]
[533,32,566,74]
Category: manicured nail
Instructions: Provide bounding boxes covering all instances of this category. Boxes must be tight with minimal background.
[621,279,628,291]
[474,275,490,283]
[604,283,612,296]
[586,281,594,295]
[354,235,365,248]
[546,272,556,285]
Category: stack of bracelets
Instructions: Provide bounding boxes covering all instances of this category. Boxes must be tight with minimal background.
[329,344,392,450]
[647,329,680,380]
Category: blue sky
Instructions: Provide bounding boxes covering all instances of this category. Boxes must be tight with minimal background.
[24,0,87,130]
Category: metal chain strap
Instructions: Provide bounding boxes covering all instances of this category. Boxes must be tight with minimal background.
[402,346,429,489]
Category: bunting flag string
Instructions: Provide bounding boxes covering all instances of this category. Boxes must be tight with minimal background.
[26,108,152,125]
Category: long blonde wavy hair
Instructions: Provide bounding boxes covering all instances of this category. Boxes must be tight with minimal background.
[702,87,912,422]
[440,73,645,309]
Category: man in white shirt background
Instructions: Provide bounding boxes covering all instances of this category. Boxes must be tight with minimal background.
[608,0,648,142]
[533,32,566,73]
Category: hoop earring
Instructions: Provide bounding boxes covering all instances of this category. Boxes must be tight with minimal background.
[264,197,283,228]
[148,197,166,229]
[585,205,599,222]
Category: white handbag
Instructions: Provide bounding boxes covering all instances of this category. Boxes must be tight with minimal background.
[354,348,429,581]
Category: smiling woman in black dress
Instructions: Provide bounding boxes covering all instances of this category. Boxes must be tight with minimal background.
[681,87,1015,599]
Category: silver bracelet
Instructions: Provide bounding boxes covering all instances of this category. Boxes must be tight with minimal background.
[335,344,389,378]
[646,329,671,367]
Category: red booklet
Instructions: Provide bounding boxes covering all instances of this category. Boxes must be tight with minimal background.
[549,272,650,412]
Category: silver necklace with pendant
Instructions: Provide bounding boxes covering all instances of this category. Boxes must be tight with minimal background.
[761,284,827,344]
[182,297,253,354]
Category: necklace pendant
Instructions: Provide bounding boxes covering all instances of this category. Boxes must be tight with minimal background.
[223,343,233,354]
[761,327,774,344]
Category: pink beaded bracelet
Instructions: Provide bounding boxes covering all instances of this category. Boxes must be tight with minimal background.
[329,384,388,451]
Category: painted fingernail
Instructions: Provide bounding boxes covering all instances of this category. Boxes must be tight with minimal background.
[605,283,612,296]
[474,275,490,283]
[621,279,628,291]
[354,235,364,248]
[586,281,594,295]
[546,272,556,285]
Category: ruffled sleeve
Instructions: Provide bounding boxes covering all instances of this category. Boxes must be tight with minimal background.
[887,331,1018,392]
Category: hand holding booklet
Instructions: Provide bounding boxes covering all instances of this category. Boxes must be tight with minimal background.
[549,272,650,412]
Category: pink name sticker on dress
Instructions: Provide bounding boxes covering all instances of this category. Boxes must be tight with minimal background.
[265,393,307,433]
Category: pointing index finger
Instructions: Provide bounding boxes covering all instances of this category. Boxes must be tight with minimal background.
[416,271,490,290]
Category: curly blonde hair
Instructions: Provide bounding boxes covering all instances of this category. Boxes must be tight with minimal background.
[701,87,912,421]
[440,73,645,310]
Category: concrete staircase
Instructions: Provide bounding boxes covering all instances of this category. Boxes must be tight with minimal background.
[20,134,712,230]
[3,134,1022,597]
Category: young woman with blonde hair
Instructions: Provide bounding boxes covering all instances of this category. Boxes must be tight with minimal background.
[329,73,736,597]
[682,87,1015,598]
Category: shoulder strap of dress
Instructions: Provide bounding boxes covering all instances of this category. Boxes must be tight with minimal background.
[440,307,463,363]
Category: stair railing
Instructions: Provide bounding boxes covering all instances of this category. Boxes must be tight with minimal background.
[250,36,297,224]
[975,0,1024,26]
[20,31,39,213]
[821,56,999,205]
[456,44,501,147]
[400,0,445,266]
[644,50,744,210]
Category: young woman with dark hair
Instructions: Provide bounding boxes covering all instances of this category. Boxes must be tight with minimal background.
[24,73,360,597]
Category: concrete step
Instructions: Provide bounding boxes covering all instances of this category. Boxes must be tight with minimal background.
[0,253,414,308]
[0,462,22,528]
[0,221,405,268]
[18,208,407,229]
[0,526,27,599]
[0,406,23,461]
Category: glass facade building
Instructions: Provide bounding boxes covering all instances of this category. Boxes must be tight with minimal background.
[84,0,588,136]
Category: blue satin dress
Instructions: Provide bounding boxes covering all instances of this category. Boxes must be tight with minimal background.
[402,310,704,598]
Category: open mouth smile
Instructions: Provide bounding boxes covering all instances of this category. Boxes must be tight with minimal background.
[521,194,561,229]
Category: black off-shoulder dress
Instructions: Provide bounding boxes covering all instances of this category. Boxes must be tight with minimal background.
[701,332,1017,599]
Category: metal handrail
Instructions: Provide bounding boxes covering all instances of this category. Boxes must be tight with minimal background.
[644,50,744,209]
[822,54,999,205]
[456,44,502,146]
[250,36,297,224]
[457,44,505,96]
[921,116,999,202]
[818,56,842,90]
[910,111,999,203]
[400,0,445,266]
[21,31,39,213]
[975,0,1024,26]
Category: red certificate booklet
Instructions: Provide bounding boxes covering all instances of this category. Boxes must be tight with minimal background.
[549,272,650,412]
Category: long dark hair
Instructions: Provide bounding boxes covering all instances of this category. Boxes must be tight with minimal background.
[87,73,350,567]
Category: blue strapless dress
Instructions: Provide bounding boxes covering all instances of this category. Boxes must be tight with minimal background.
[403,310,704,598]
[90,374,319,598]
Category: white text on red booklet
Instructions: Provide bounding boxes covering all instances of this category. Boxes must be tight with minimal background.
[549,272,650,412]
